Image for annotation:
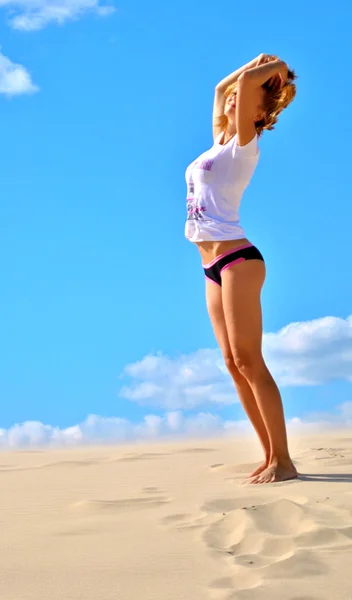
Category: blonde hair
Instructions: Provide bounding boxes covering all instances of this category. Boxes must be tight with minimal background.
[218,63,297,137]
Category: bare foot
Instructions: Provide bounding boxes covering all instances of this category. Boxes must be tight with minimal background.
[247,460,298,484]
[248,461,269,478]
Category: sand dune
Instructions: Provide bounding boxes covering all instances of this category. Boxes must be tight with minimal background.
[0,432,352,599]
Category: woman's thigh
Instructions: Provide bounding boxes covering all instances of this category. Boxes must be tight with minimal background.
[205,279,233,362]
[221,260,266,363]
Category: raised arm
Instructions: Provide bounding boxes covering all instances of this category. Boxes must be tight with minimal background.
[235,59,288,147]
[212,54,270,140]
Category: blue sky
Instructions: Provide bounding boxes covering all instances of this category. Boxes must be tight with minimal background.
[0,0,351,447]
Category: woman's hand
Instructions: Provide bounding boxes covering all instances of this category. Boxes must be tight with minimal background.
[277,62,288,88]
[256,55,288,90]
[256,55,280,90]
[256,54,278,67]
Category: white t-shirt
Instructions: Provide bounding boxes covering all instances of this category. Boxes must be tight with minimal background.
[184,132,259,242]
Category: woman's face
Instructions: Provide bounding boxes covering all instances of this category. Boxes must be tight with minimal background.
[224,86,265,123]
[224,89,237,115]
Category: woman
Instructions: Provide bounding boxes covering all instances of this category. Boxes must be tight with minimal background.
[185,54,297,484]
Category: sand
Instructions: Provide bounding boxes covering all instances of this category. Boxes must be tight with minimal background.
[1,431,352,600]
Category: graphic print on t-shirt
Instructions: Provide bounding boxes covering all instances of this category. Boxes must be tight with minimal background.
[186,178,206,220]
[186,158,214,220]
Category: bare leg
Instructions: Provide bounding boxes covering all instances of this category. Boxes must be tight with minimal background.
[221,261,297,484]
[230,367,271,477]
[206,280,270,477]
[240,359,297,483]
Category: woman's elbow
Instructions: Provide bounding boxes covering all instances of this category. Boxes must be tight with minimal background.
[237,71,251,85]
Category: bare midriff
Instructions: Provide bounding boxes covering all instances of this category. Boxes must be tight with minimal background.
[196,238,252,265]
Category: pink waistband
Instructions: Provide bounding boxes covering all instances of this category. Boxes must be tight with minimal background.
[202,243,253,268]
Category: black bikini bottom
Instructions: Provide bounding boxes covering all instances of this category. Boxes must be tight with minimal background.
[203,243,264,287]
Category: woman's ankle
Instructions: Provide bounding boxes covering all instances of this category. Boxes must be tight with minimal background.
[269,453,294,467]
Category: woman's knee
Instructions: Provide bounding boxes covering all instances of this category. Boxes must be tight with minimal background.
[232,346,265,379]
[223,353,235,372]
[223,354,243,382]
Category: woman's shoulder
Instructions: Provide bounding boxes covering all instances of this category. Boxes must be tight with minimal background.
[232,133,260,159]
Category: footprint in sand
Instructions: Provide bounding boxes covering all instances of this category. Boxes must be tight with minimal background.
[202,497,262,514]
[178,447,216,454]
[142,486,166,494]
[210,461,262,475]
[290,597,321,600]
[0,464,19,470]
[161,511,211,530]
[109,452,171,462]
[227,592,321,600]
[295,447,352,468]
[0,458,105,472]
[53,488,171,537]
[202,496,352,594]
[70,493,171,514]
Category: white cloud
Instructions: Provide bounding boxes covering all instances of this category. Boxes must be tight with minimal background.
[1,405,352,450]
[0,49,38,95]
[264,315,352,386]
[337,401,352,420]
[0,412,248,449]
[120,349,236,410]
[0,0,115,31]
[120,315,352,409]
